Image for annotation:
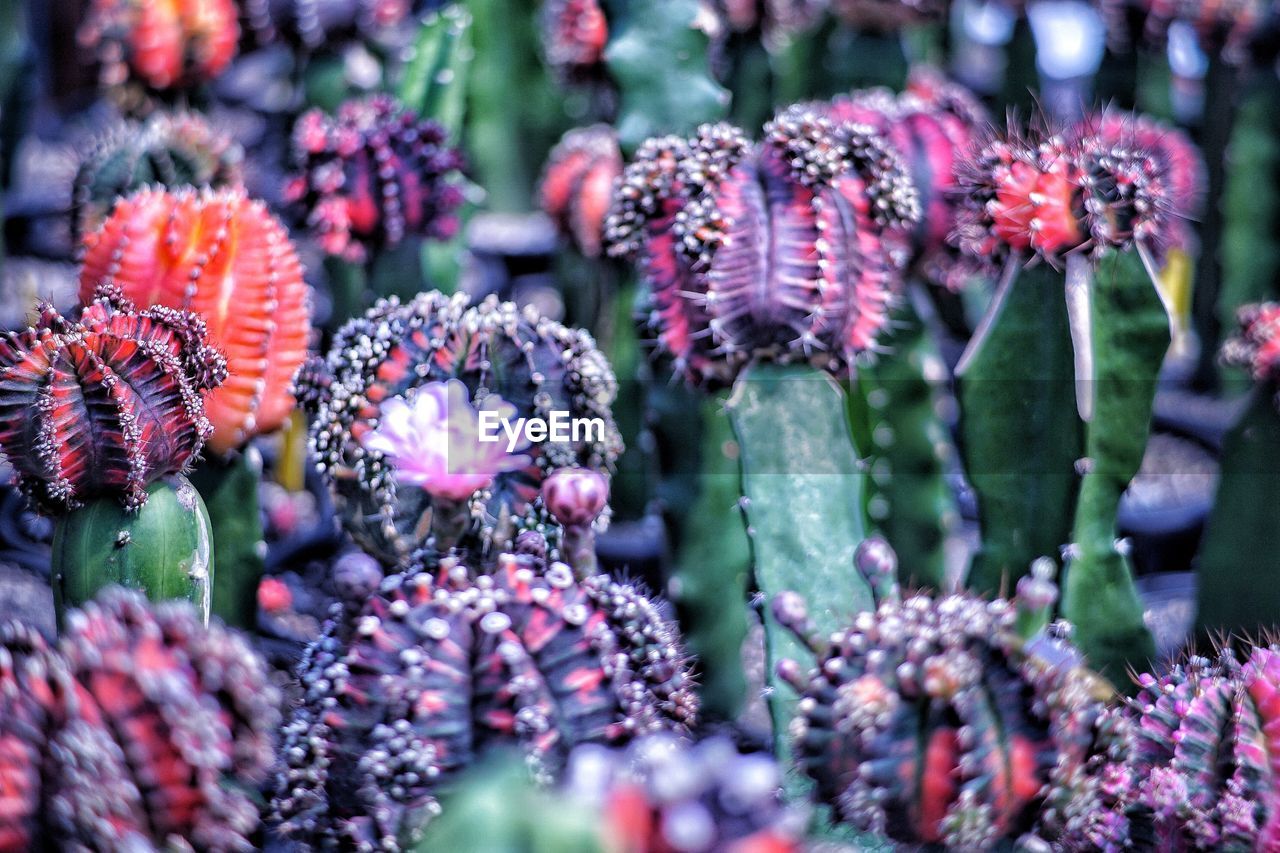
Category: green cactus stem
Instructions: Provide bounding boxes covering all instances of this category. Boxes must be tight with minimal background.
[1195,387,1280,639]
[726,362,874,757]
[957,262,1085,595]
[671,393,752,721]
[188,449,265,631]
[51,474,213,630]
[1060,248,1164,682]
[856,293,959,590]
[600,0,729,153]
[397,5,473,140]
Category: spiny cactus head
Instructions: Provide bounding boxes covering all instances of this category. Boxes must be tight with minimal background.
[1,589,279,850]
[777,584,1112,848]
[540,124,623,258]
[73,111,244,242]
[605,109,914,386]
[565,735,805,851]
[0,286,225,515]
[285,94,466,262]
[540,0,609,85]
[272,549,696,847]
[79,186,313,456]
[1223,302,1280,385]
[1113,642,1280,849]
[298,291,622,565]
[78,0,239,92]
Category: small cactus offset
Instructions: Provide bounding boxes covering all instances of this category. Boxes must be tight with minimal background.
[604,108,918,386]
[285,94,467,263]
[0,589,280,852]
[272,540,696,849]
[539,124,622,259]
[298,291,622,565]
[77,0,239,93]
[774,551,1117,850]
[1106,644,1280,849]
[72,110,244,243]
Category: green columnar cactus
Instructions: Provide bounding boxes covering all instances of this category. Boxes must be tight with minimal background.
[1197,304,1280,637]
[859,297,960,589]
[957,262,1085,596]
[1060,248,1166,680]
[397,5,473,140]
[0,291,226,626]
[187,449,264,630]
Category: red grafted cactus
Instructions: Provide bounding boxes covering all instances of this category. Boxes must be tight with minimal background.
[298,291,622,564]
[78,0,240,91]
[540,0,609,85]
[0,287,225,514]
[823,69,990,290]
[0,589,279,852]
[1106,646,1280,849]
[284,94,466,263]
[604,108,919,386]
[79,186,313,456]
[774,553,1116,849]
[272,544,696,849]
[539,124,623,258]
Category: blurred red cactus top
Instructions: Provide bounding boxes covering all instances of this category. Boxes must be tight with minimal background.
[541,0,609,84]
[0,287,226,515]
[539,124,623,258]
[605,108,919,386]
[79,187,312,456]
[285,94,466,263]
[78,0,239,92]
[1223,302,1280,384]
[823,68,991,290]
[0,589,279,852]
[953,110,1201,271]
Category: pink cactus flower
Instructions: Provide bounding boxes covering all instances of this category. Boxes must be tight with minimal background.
[361,379,530,502]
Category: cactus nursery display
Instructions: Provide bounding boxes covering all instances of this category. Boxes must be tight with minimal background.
[5,0,1280,849]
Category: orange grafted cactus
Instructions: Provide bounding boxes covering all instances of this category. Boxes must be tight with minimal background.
[79,0,240,91]
[79,187,312,455]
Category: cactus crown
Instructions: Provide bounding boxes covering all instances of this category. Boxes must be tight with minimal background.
[79,185,313,456]
[73,111,244,243]
[604,107,918,386]
[539,124,623,258]
[0,287,225,514]
[298,291,623,565]
[0,589,279,851]
[78,0,240,93]
[273,542,696,849]
[285,94,466,263]
[774,542,1115,849]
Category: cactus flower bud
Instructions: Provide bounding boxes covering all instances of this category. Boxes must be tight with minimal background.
[541,466,609,528]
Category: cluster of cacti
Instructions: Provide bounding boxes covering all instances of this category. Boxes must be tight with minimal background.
[774,554,1117,849]
[285,94,466,263]
[77,0,239,92]
[271,538,697,849]
[0,588,279,851]
[299,291,623,564]
[562,734,804,852]
[72,111,244,242]
[539,124,622,258]
[604,108,919,386]
[1103,645,1280,848]
[243,0,417,52]
[0,289,226,618]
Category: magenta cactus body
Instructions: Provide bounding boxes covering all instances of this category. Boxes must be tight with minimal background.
[272,544,696,849]
[0,287,225,514]
[605,109,919,386]
[285,94,466,262]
